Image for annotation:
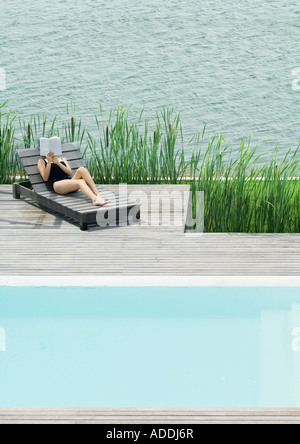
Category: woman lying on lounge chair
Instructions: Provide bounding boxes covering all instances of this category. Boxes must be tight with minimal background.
[38,152,110,206]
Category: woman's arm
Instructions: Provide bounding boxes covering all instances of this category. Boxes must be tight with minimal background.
[52,157,73,177]
[38,154,53,182]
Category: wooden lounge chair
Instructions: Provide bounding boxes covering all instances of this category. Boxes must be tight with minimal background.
[13,143,141,231]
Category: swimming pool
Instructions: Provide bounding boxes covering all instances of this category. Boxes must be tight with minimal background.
[0,286,299,408]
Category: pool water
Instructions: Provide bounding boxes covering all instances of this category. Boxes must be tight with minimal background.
[0,287,299,407]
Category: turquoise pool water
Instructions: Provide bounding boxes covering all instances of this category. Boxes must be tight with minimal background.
[0,287,300,407]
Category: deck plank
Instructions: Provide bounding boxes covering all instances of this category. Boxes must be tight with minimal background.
[0,408,300,424]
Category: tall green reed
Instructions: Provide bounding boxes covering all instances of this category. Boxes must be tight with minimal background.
[0,102,21,183]
[86,106,188,184]
[18,102,86,149]
[189,135,299,233]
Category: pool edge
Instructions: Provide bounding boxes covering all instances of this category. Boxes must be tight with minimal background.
[0,276,299,287]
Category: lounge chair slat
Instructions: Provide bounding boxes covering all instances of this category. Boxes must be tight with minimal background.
[36,194,80,220]
[39,189,120,200]
[24,160,85,176]
[38,192,129,203]
[81,203,138,216]
[14,143,140,230]
[17,148,40,158]
[38,189,134,203]
[38,198,134,212]
[20,152,85,168]
[34,193,132,209]
[56,143,82,153]
[32,183,53,193]
[28,175,48,185]
[39,186,116,197]
[17,143,81,158]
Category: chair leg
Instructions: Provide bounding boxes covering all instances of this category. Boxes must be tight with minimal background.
[13,183,21,200]
[80,220,88,231]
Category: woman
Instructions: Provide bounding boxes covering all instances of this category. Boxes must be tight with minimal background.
[38,152,110,206]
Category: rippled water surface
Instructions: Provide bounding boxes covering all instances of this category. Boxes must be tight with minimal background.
[1,0,300,155]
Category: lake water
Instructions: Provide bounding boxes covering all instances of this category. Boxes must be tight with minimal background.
[0,0,300,156]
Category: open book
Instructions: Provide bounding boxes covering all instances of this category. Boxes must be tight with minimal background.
[40,137,62,157]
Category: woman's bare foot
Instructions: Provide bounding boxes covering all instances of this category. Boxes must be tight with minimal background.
[93,196,111,206]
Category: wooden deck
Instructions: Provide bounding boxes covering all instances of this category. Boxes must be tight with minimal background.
[0,184,299,276]
[0,408,300,424]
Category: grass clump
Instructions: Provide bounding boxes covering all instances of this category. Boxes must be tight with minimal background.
[0,102,20,184]
[189,136,299,233]
[86,106,187,184]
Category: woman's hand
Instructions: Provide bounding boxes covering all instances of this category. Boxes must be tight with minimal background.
[52,156,60,165]
[46,152,54,162]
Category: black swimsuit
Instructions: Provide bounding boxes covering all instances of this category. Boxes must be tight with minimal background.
[44,160,72,187]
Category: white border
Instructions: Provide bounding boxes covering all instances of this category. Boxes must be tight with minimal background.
[0,276,299,287]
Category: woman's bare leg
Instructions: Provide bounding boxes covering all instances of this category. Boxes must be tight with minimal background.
[53,179,109,206]
[72,167,99,196]
[53,179,110,206]
[54,179,96,201]
[71,167,110,205]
